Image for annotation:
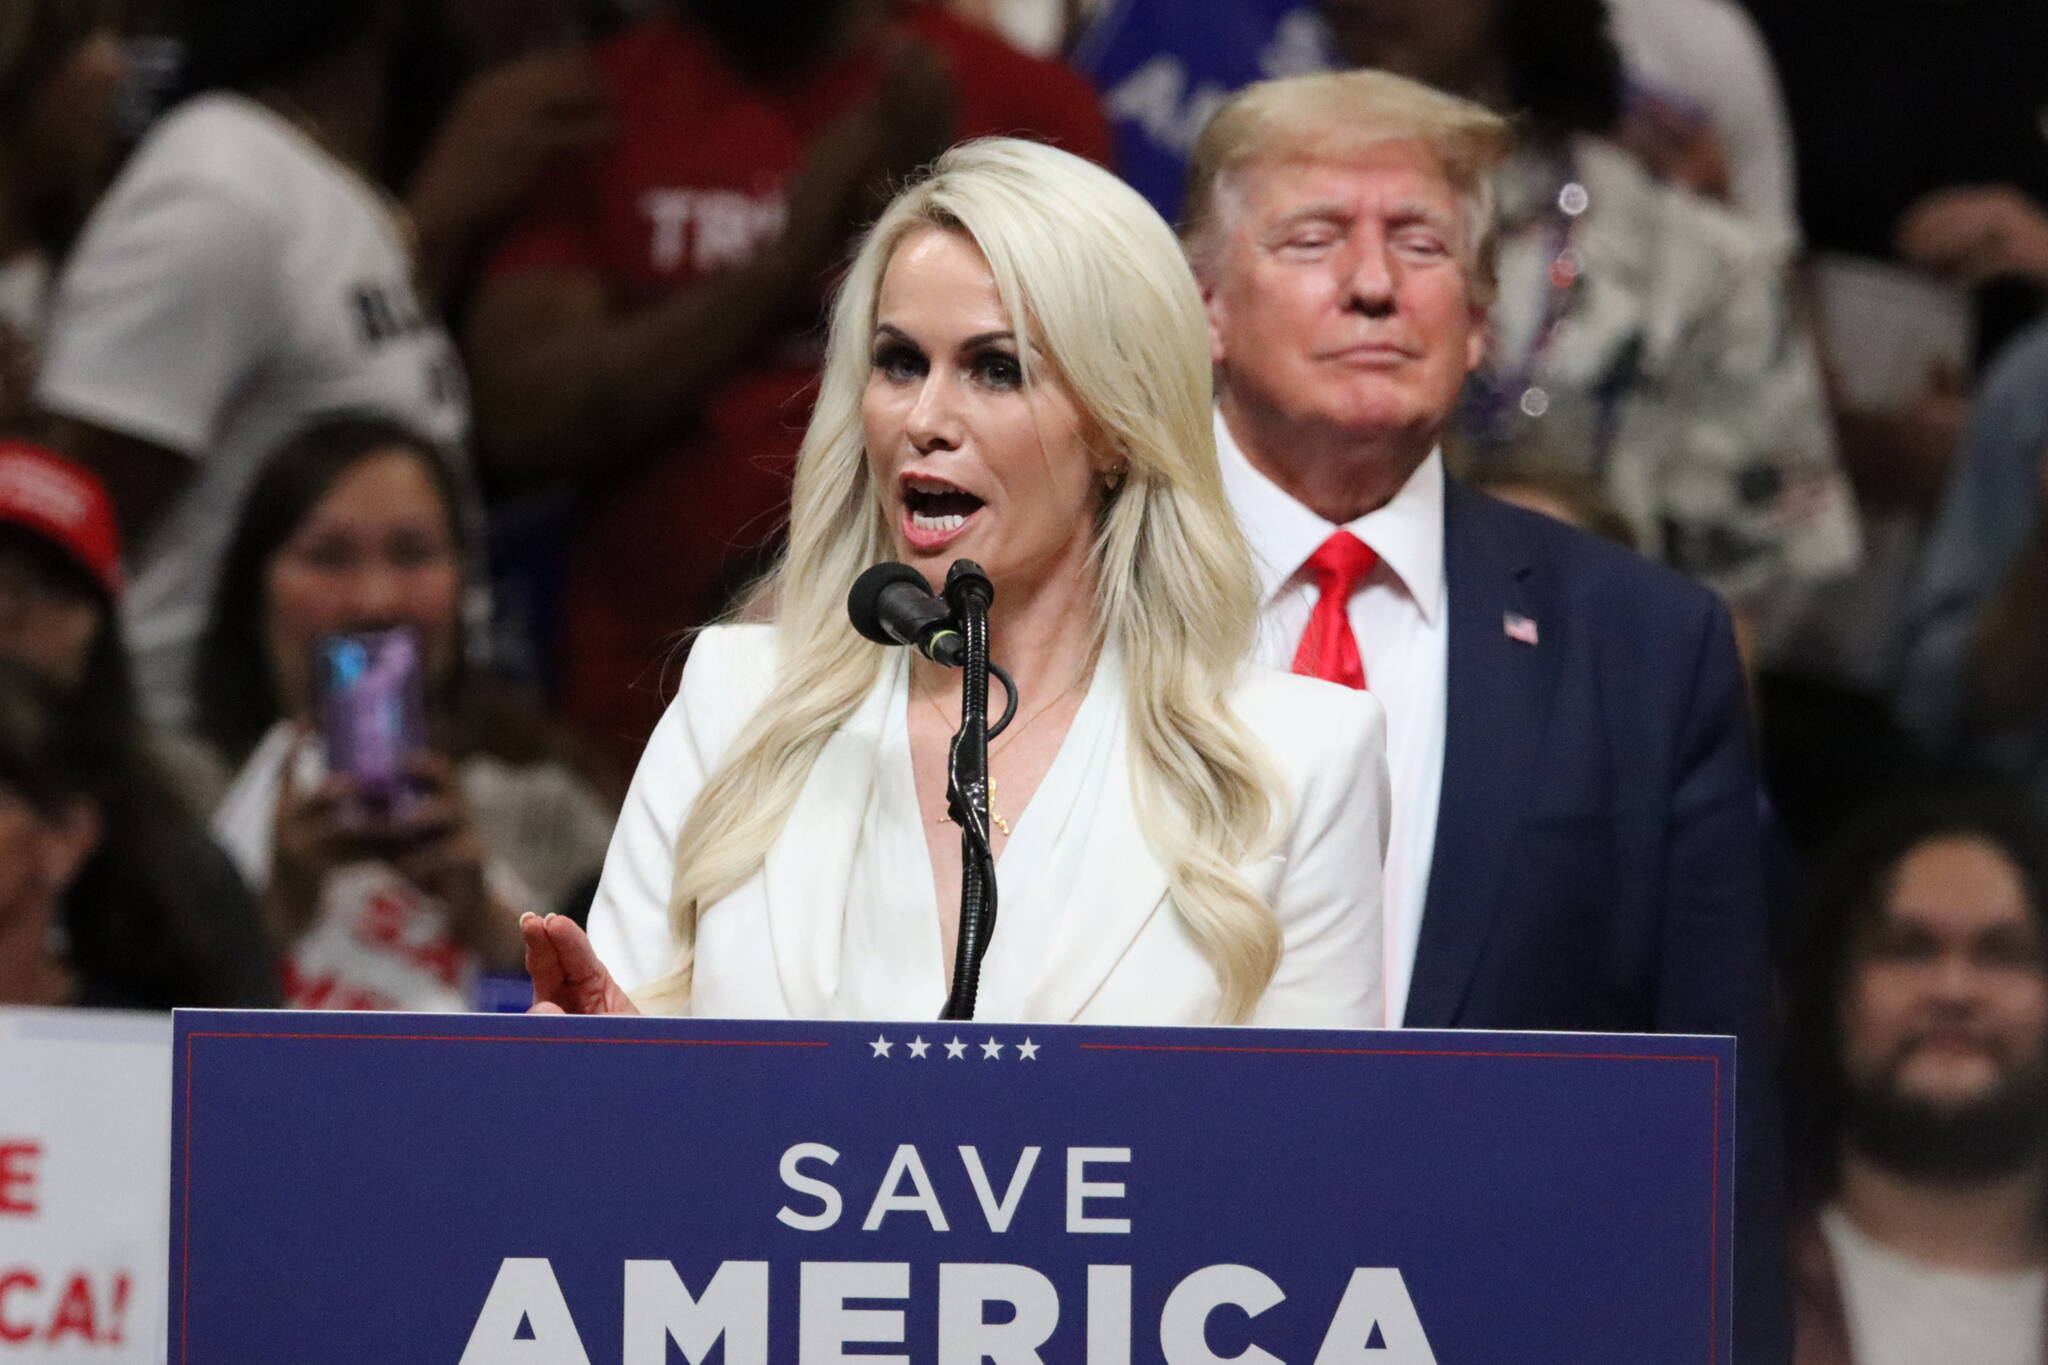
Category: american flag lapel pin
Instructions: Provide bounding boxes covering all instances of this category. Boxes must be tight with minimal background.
[1503,611,1540,646]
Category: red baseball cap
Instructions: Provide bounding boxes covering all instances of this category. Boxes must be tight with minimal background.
[0,440,122,598]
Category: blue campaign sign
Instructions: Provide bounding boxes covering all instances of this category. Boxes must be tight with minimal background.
[1071,0,1333,222]
[170,1011,1733,1364]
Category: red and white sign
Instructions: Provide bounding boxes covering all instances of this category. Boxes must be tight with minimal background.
[0,1009,170,1361]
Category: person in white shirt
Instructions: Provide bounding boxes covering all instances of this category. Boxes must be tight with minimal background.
[33,0,600,727]
[1604,0,1801,249]
[1186,68,1790,1359]
[1786,787,2048,1365]
[524,137,1389,1027]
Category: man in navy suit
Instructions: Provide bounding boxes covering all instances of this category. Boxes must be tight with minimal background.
[1189,70,1788,1361]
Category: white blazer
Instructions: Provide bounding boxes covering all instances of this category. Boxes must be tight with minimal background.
[588,625,1390,1027]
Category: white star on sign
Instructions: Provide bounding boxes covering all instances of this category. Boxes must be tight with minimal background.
[1016,1038,1039,1060]
[944,1037,968,1059]
[870,1035,892,1058]
[907,1036,930,1059]
[981,1037,1005,1059]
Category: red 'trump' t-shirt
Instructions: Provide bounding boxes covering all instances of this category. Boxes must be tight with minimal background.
[485,8,1113,760]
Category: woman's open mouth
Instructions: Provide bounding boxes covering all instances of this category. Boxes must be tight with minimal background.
[901,475,985,549]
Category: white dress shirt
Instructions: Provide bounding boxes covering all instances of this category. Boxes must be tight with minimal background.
[588,624,1390,1026]
[1216,412,1448,1025]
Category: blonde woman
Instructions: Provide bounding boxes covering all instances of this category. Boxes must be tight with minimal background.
[523,138,1389,1027]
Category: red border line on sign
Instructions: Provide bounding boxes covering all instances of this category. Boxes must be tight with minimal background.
[180,1031,192,1365]
[1710,1055,1722,1365]
[186,1031,831,1046]
[176,1030,829,1363]
[1078,1042,1719,1062]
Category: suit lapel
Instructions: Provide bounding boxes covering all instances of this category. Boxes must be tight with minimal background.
[988,648,1173,1023]
[754,647,1170,1024]
[759,665,898,1018]
[1403,482,1564,1027]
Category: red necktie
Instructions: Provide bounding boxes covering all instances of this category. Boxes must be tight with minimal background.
[1291,531,1378,690]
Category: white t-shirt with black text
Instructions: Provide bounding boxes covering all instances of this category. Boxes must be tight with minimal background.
[38,92,471,725]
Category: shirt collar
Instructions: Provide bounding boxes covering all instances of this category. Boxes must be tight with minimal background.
[1214,408,1447,625]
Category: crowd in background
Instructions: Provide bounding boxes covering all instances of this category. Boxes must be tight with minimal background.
[3,0,2048,1358]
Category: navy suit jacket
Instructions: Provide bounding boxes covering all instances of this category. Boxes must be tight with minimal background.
[1409,479,1788,1363]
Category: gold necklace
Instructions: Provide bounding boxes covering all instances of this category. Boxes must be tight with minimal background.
[918,671,1090,837]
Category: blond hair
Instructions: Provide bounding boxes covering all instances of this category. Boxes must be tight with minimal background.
[1183,69,1512,301]
[646,137,1287,1022]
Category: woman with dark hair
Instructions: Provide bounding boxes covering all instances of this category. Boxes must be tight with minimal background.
[0,436,275,1007]
[1318,0,1855,648]
[196,415,614,1012]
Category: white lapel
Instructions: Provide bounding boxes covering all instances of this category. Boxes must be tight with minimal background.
[753,646,1176,1024]
[758,656,900,1018]
[977,648,1175,1023]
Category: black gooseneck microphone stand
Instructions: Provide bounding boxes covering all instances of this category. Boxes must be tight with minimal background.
[939,560,1006,1021]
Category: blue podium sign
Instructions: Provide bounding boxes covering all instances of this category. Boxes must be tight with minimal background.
[170,1012,1733,1364]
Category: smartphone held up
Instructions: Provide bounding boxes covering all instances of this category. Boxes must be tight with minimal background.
[315,627,428,825]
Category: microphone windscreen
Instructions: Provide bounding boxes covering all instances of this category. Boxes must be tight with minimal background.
[847,562,930,644]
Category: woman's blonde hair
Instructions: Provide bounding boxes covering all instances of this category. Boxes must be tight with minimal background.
[645,137,1286,1022]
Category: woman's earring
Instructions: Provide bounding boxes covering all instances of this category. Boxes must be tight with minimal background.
[1102,464,1128,493]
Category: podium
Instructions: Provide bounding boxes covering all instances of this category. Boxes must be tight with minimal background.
[169,1011,1734,1363]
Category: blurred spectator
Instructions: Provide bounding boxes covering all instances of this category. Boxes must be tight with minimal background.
[33,0,483,730]
[463,0,1111,761]
[381,0,614,308]
[0,0,132,420]
[1752,1,2048,754]
[1758,0,2039,756]
[1727,0,2023,850]
[0,657,104,1006]
[1751,0,2048,365]
[1785,786,2048,1363]
[1605,0,1798,248]
[0,438,276,1007]
[1895,320,2048,796]
[194,416,614,1012]
[1320,0,1858,636]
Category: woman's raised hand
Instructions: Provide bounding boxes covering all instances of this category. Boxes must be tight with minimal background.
[521,912,639,1015]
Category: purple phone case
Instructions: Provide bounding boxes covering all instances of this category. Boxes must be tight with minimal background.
[316,628,426,818]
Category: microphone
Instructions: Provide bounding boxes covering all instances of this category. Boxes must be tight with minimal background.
[944,559,994,615]
[847,562,966,666]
